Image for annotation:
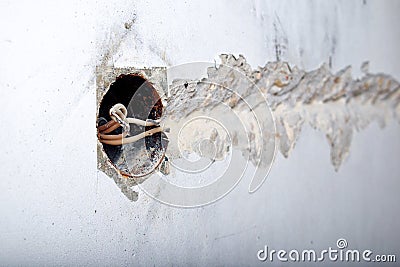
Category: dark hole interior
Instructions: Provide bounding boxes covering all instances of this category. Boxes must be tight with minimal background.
[98,74,164,168]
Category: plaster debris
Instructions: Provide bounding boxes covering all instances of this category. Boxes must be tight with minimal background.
[163,54,400,171]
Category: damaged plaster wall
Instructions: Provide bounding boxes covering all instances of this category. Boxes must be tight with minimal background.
[1,0,400,266]
[165,54,400,171]
[97,52,400,201]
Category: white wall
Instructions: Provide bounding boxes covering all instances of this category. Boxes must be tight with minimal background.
[0,0,399,266]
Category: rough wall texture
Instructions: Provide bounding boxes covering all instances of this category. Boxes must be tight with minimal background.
[1,0,399,266]
[165,54,399,171]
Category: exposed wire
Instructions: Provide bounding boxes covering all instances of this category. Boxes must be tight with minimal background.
[97,103,166,146]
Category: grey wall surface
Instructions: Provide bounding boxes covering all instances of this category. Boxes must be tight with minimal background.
[0,0,399,266]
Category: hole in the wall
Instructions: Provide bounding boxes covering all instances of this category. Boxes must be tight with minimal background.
[97,74,167,177]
